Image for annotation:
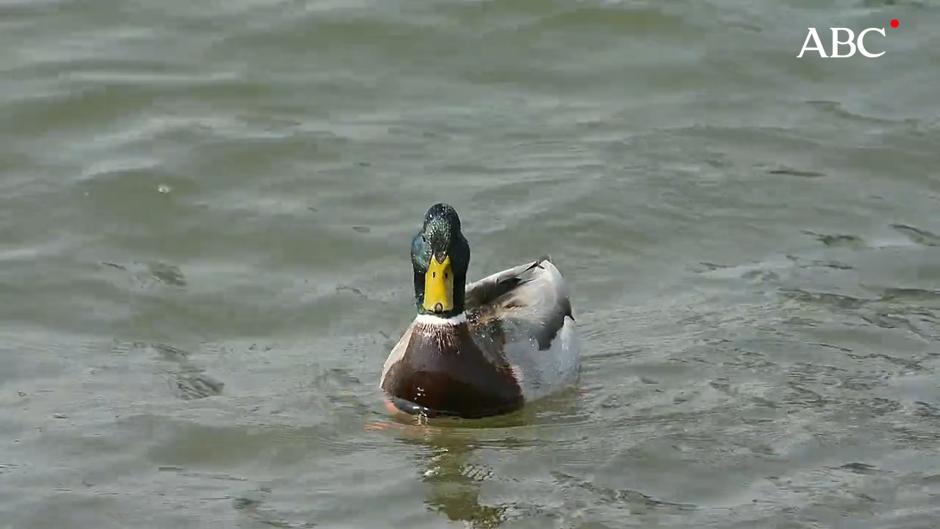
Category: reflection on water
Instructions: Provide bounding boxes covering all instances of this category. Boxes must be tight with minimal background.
[366,417,510,527]
[418,432,506,529]
[373,391,584,528]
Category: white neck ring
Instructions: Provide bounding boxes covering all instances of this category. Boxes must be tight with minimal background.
[415,312,467,325]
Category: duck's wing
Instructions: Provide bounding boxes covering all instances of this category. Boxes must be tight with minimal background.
[466,256,573,349]
[466,257,579,400]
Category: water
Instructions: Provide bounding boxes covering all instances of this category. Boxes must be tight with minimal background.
[2,0,939,527]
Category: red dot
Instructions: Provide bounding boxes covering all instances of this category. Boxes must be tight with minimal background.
[890,19,900,29]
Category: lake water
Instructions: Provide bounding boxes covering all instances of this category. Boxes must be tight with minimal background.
[2,1,939,527]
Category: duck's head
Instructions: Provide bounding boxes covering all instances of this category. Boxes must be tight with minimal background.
[411,203,470,318]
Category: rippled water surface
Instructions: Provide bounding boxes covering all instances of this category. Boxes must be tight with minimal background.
[2,1,940,527]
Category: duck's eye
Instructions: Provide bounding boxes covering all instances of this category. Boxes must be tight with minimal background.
[432,272,436,278]
[444,272,449,279]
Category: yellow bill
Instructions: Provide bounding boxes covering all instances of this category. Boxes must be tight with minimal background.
[422,255,453,313]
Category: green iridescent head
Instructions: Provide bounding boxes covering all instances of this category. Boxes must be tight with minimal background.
[410,203,470,317]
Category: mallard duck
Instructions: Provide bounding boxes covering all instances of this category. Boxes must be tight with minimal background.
[380,203,580,418]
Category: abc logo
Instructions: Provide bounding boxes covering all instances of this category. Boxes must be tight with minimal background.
[797,26,893,59]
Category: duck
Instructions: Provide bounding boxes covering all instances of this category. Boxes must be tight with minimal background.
[380,203,580,419]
